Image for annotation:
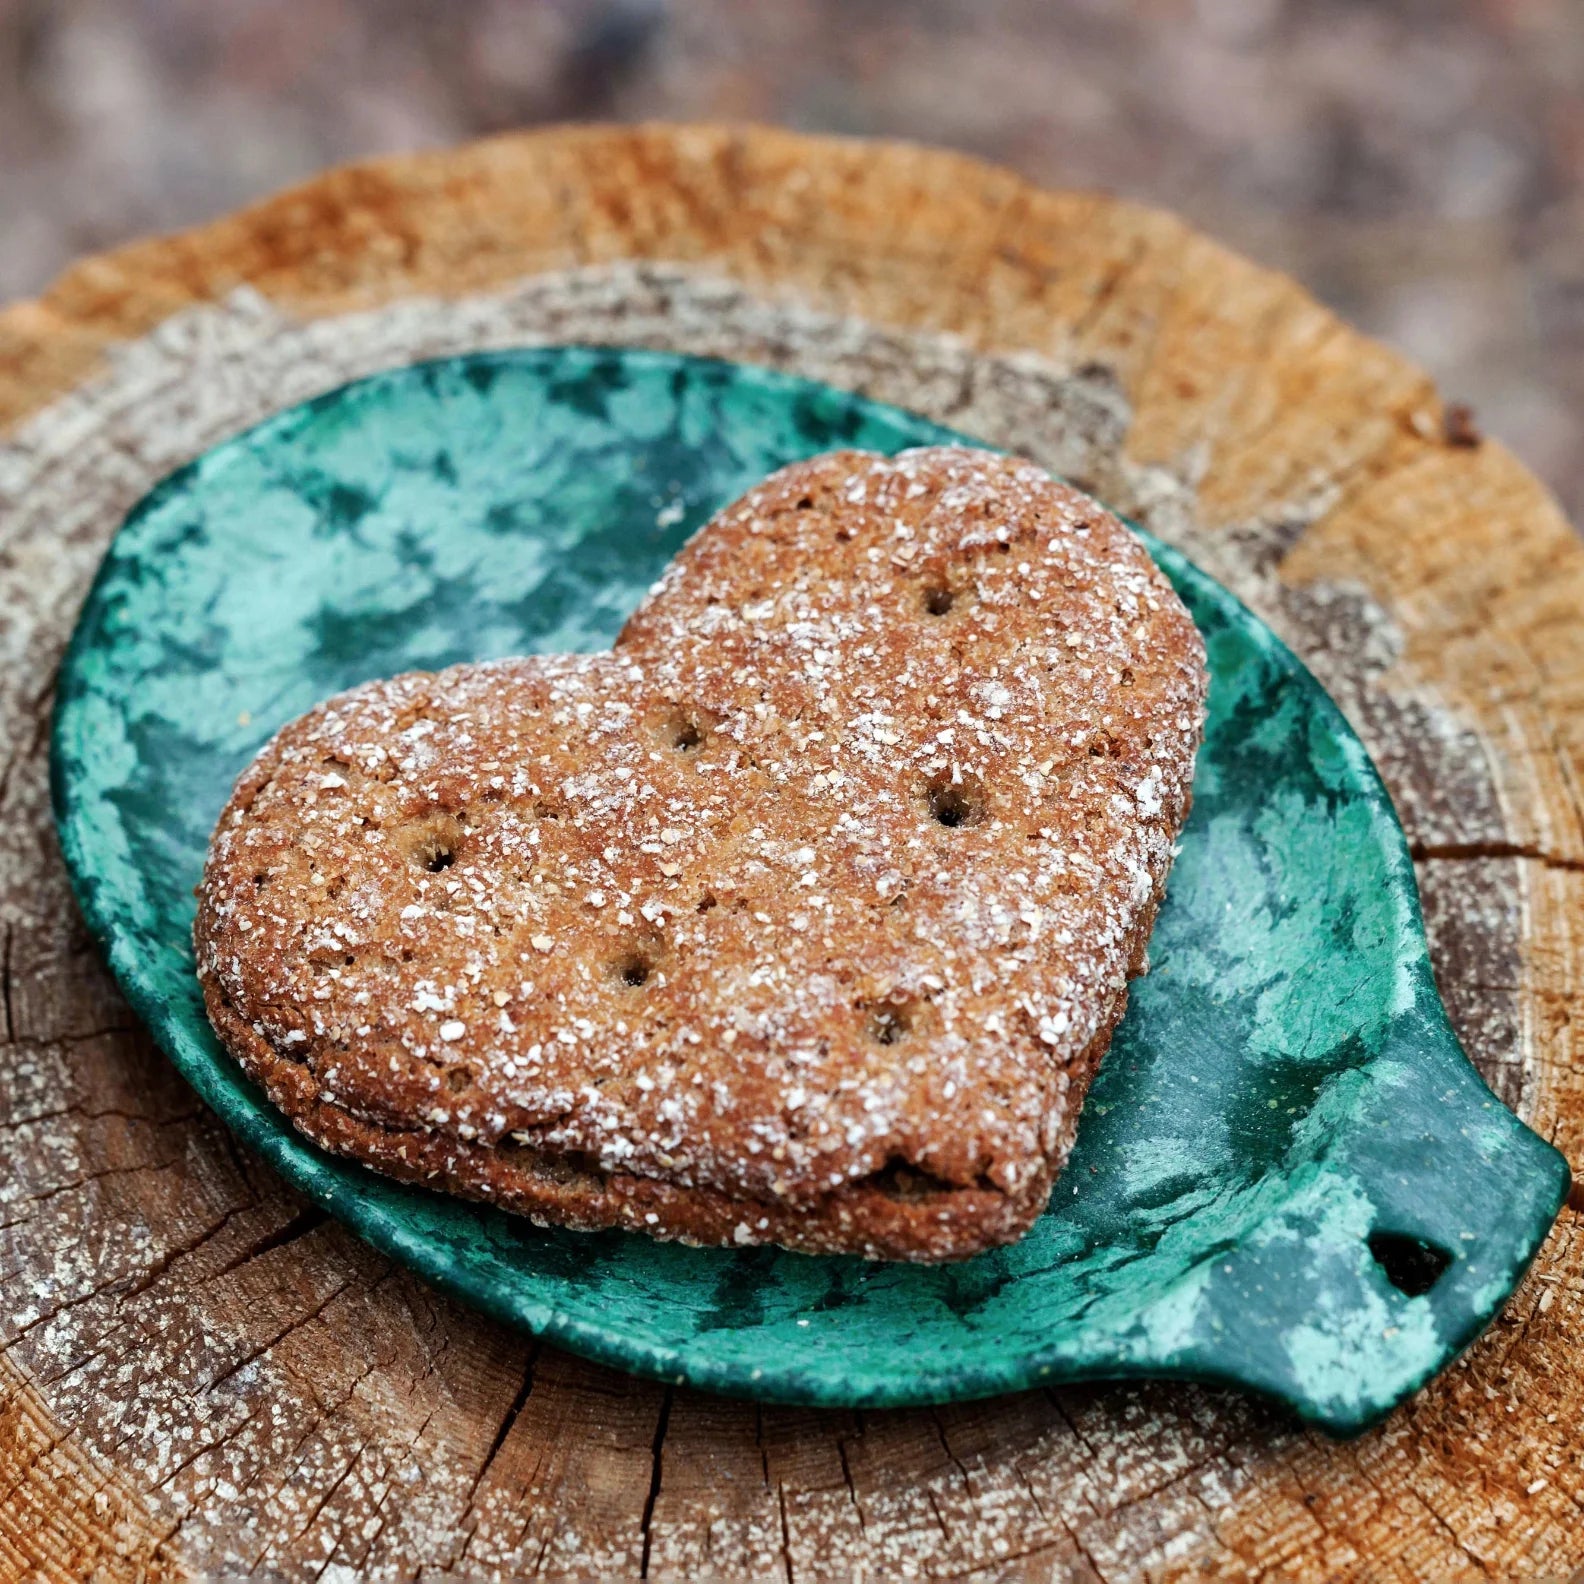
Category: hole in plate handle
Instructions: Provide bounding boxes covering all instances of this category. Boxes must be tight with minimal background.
[1367,1231,1452,1298]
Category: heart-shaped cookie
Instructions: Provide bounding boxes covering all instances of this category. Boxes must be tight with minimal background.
[196,446,1207,1260]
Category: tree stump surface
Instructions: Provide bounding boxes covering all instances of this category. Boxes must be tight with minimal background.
[2,124,1582,1583]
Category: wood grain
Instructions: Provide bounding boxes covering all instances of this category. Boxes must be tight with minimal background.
[2,123,1581,1581]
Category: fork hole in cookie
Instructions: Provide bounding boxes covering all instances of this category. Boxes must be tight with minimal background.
[306,948,357,978]
[925,772,986,829]
[922,583,955,617]
[865,1000,916,1046]
[653,706,715,756]
[398,812,466,874]
[612,948,658,989]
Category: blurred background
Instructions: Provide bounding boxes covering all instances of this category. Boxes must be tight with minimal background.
[1,0,1579,521]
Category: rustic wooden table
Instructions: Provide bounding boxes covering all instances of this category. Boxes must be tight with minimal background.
[2,125,1582,1582]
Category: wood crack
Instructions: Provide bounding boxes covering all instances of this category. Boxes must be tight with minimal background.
[835,1411,867,1536]
[1410,839,1584,874]
[928,1407,973,1493]
[287,1437,369,1570]
[2,1197,249,1349]
[1008,1448,1108,1583]
[1,926,14,1045]
[150,1398,270,1499]
[449,1340,541,1565]
[775,1478,794,1584]
[0,1144,206,1231]
[203,1272,360,1396]
[638,1383,674,1580]
[8,1024,145,1050]
[209,1204,328,1280]
[751,1402,795,1584]
[0,1097,201,1136]
[1334,1437,1492,1578]
[220,1352,388,1575]
[337,1395,445,1579]
[109,1200,257,1306]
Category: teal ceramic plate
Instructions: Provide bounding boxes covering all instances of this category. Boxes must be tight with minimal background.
[52,347,1568,1435]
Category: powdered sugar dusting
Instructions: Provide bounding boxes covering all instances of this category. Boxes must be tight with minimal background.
[196,447,1207,1260]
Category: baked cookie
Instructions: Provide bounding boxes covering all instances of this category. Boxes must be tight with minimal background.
[196,446,1208,1261]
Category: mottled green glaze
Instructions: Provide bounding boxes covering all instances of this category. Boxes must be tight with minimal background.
[51,347,1567,1435]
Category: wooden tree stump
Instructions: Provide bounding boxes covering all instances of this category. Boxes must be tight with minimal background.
[2,124,1582,1582]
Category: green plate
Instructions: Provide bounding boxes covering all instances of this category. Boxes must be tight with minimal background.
[51,346,1567,1435]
